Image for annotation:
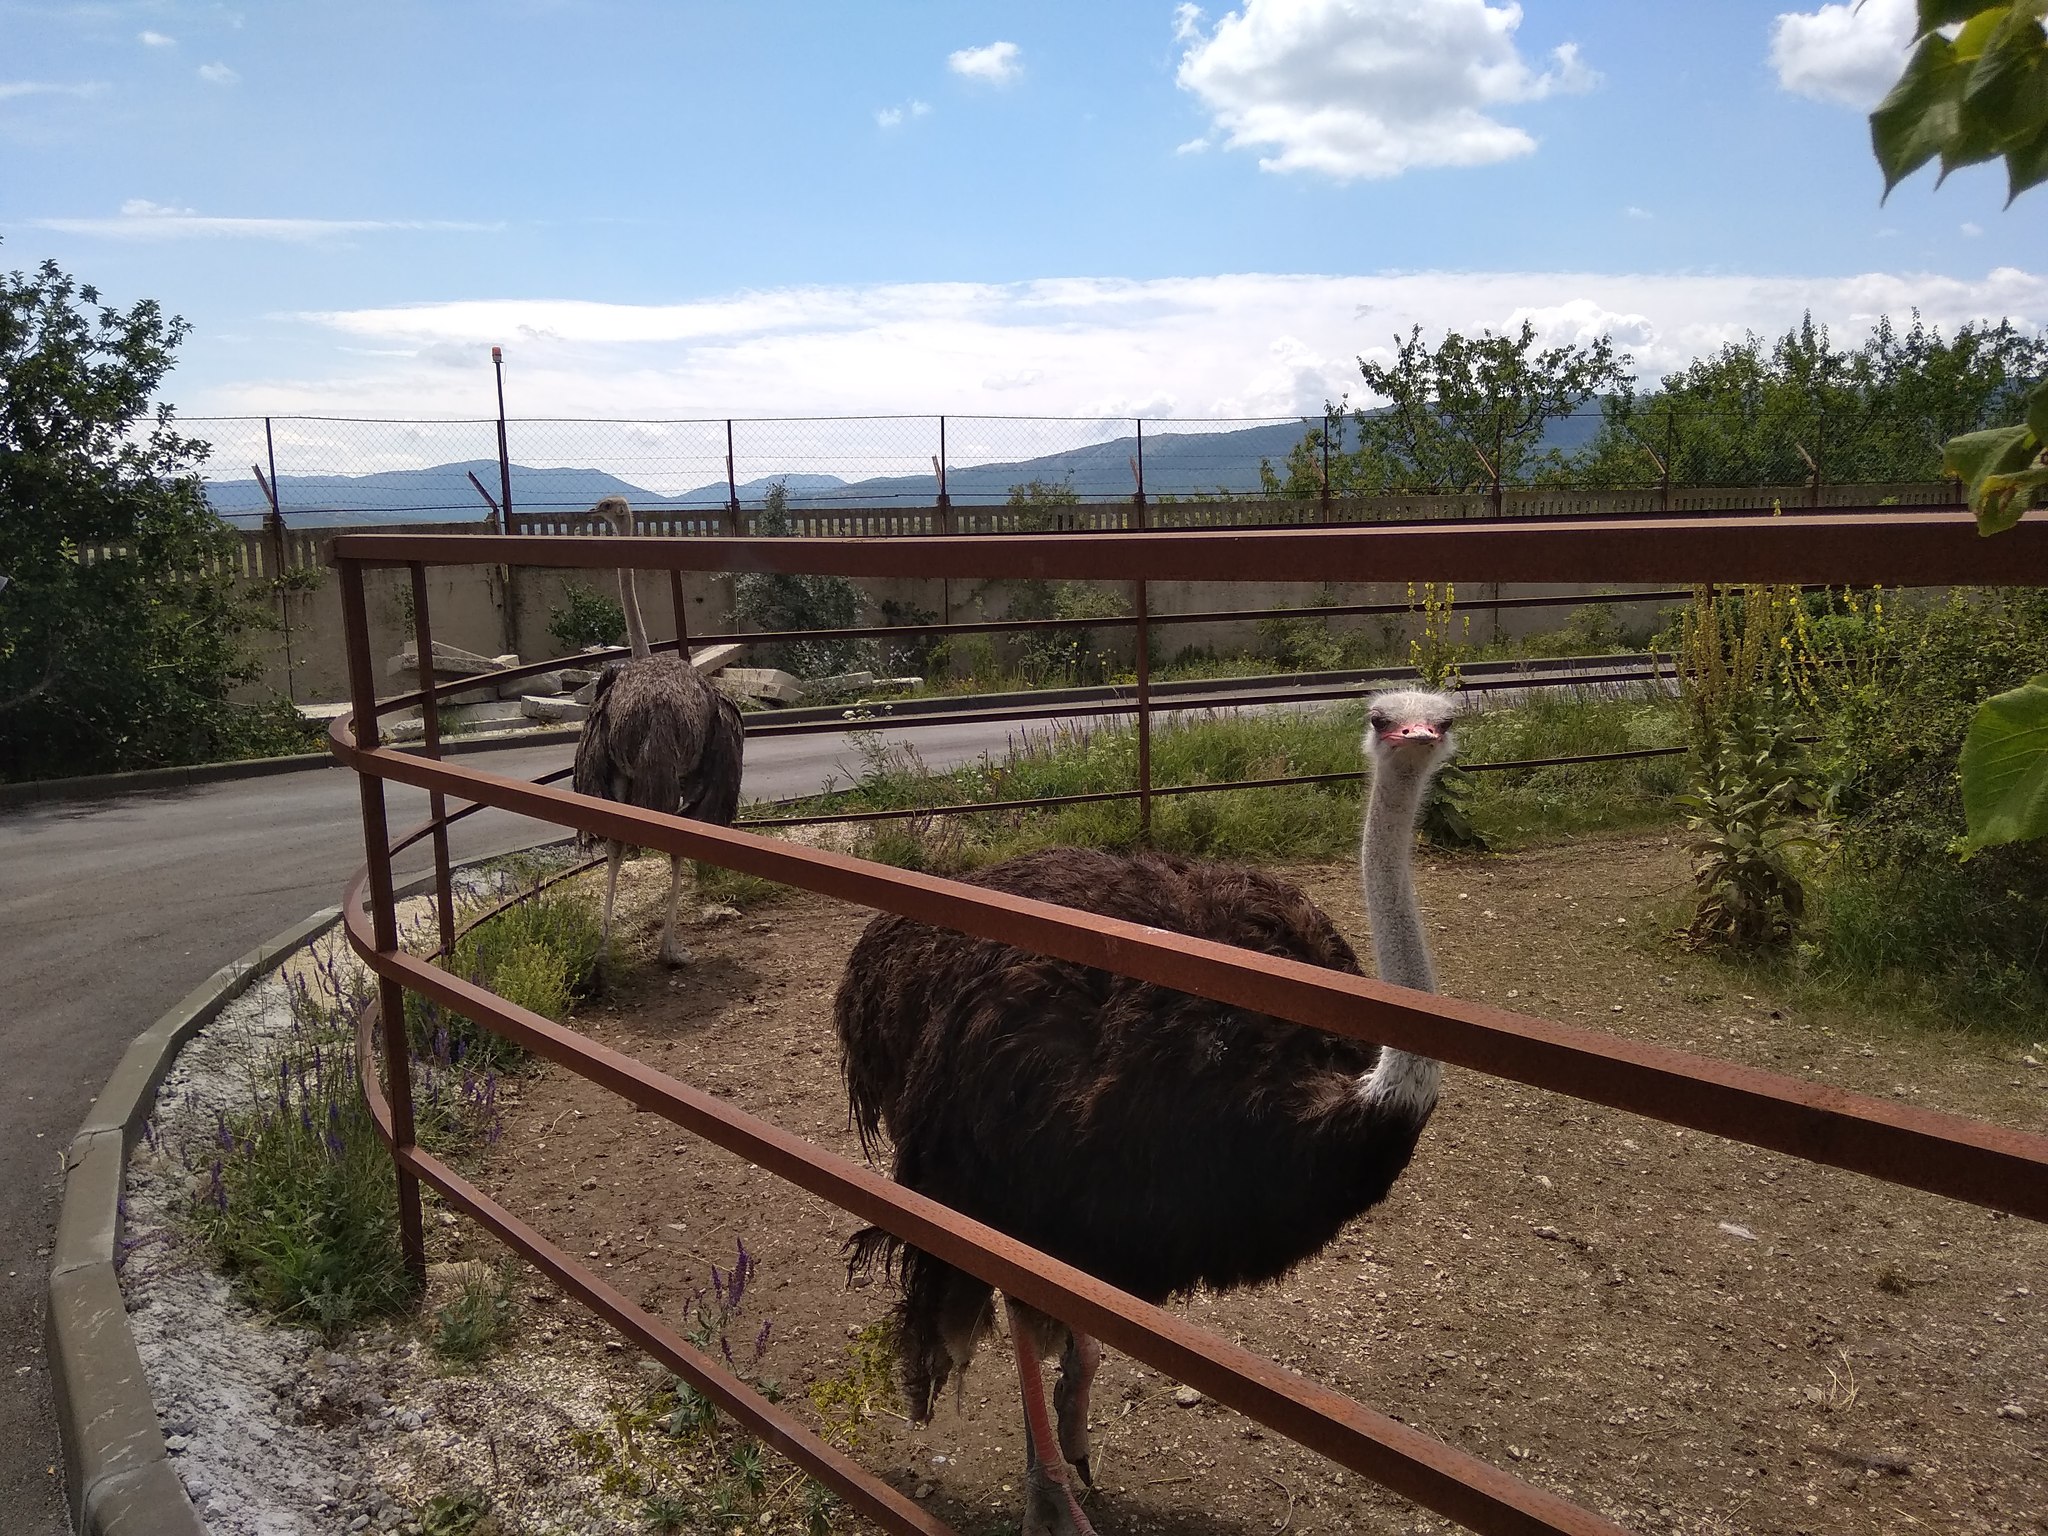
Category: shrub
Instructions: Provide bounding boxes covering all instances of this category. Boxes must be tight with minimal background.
[733,482,870,676]
[1673,585,1821,948]
[548,582,626,652]
[406,888,603,1070]
[194,977,416,1337]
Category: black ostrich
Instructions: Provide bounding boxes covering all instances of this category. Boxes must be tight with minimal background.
[572,496,744,965]
[834,689,1459,1536]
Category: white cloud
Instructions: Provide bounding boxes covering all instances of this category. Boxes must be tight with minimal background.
[1624,205,1652,221]
[138,30,175,48]
[876,99,931,128]
[197,61,239,85]
[1174,4,1207,43]
[948,40,1021,83]
[1176,136,1211,154]
[1769,0,1916,109]
[1175,0,1597,181]
[0,80,108,101]
[234,267,2048,429]
[34,200,503,241]
[1962,221,1984,237]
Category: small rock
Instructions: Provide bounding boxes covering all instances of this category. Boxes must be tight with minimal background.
[164,1434,190,1453]
[1718,1222,1755,1241]
[1173,1385,1202,1408]
[698,903,742,923]
[581,1177,598,1191]
[438,1211,458,1227]
[246,1422,274,1444]
[1532,1226,1562,1241]
[396,1409,424,1431]
[1999,1403,2028,1420]
[348,1519,371,1534]
[915,1482,935,1499]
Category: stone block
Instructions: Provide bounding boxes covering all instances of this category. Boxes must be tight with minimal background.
[522,695,589,723]
[501,670,564,699]
[718,667,803,705]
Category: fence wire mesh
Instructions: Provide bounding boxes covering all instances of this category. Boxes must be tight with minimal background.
[187,405,1975,527]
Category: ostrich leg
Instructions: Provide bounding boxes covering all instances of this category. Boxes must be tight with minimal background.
[599,841,626,961]
[1005,1298,1097,1536]
[658,853,692,966]
[1054,1332,1101,1486]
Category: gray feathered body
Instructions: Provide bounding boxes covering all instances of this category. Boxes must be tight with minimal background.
[572,656,744,835]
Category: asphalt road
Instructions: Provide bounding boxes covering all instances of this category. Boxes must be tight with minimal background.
[0,719,1036,1534]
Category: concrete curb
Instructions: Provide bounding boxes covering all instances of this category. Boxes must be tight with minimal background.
[48,901,345,1535]
[45,853,524,1536]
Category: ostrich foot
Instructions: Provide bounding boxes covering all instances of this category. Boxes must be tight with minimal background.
[1054,1332,1101,1486]
[1024,1464,1097,1536]
[1008,1299,1096,1536]
[658,936,694,967]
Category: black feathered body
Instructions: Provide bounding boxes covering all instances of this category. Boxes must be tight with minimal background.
[835,847,1432,1417]
[572,656,744,837]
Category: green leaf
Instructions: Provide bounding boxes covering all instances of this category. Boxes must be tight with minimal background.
[1960,673,2048,849]
[1974,462,2048,532]
[1920,1,2000,28]
[2027,378,2048,442]
[1872,34,1966,195]
[2007,112,2048,199]
[1943,422,2039,483]
[1963,12,2048,140]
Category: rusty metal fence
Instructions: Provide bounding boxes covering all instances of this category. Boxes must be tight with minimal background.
[330,512,2048,1536]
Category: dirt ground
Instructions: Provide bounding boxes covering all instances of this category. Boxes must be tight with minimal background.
[392,833,2046,1536]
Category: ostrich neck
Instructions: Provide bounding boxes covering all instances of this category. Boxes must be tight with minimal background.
[1357,760,1442,1122]
[616,567,652,660]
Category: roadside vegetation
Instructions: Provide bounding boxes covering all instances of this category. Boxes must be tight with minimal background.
[188,869,604,1338]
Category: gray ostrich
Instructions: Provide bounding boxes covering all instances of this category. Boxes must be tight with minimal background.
[833,689,1459,1536]
[571,496,745,966]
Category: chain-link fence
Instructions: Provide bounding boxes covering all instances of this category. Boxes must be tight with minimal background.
[189,405,1970,528]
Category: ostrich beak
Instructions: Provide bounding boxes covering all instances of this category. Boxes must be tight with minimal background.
[1380,721,1442,745]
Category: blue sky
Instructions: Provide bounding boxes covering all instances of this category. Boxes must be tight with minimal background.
[5,0,2046,432]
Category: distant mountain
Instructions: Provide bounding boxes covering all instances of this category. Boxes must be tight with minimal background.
[204,412,1609,525]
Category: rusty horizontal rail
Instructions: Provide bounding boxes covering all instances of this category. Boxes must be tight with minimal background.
[331,509,2048,585]
[344,875,1629,1536]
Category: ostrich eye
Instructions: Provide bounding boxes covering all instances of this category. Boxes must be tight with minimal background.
[1368,713,1387,732]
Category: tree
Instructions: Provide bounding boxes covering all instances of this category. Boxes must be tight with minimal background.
[1869,5,2048,851]
[730,480,866,676]
[0,250,296,780]
[1353,322,1632,502]
[1582,312,2048,491]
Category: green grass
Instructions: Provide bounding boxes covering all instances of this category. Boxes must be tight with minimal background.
[432,1264,516,1365]
[793,691,1687,873]
[406,887,604,1070]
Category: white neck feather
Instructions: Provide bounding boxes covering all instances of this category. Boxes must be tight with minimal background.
[1356,753,1442,1121]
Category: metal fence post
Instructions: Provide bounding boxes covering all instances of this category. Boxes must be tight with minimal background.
[725,420,743,538]
[1132,418,1148,531]
[1320,413,1333,524]
[409,562,457,960]
[492,347,514,528]
[338,558,428,1285]
[259,417,296,702]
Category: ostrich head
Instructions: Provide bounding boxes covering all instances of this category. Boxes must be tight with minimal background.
[592,494,634,537]
[1364,688,1458,783]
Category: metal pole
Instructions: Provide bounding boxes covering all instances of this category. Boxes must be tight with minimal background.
[1320,412,1333,524]
[261,418,295,703]
[492,346,513,528]
[1134,579,1152,839]
[1132,418,1148,530]
[670,570,690,647]
[725,420,742,538]
[937,417,953,635]
[410,562,456,960]
[338,559,427,1285]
